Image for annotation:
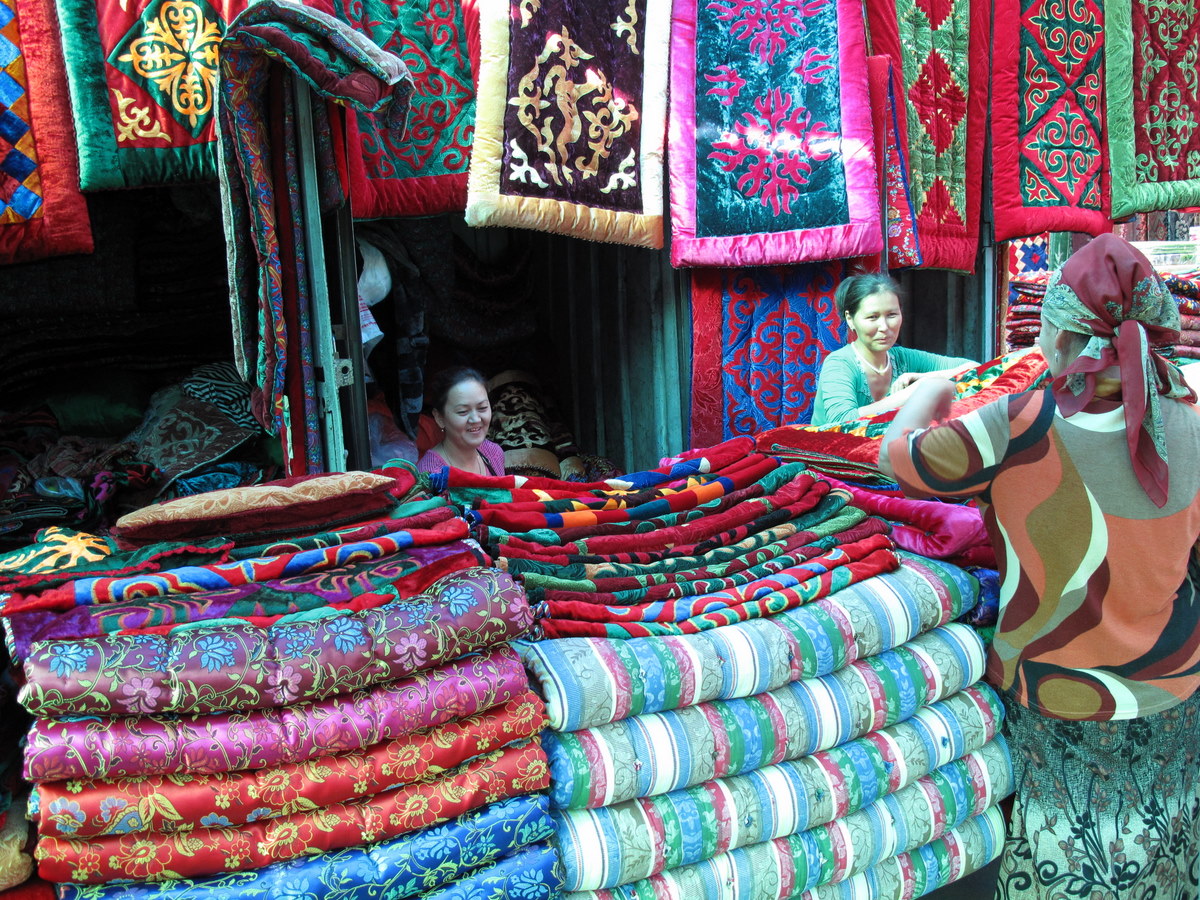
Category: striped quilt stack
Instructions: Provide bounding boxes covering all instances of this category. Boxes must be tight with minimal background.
[449,439,1012,899]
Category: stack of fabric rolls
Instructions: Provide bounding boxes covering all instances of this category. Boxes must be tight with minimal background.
[1007,268,1200,361]
[437,438,1012,899]
[0,464,561,899]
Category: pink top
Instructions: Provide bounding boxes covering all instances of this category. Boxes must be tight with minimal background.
[417,440,505,476]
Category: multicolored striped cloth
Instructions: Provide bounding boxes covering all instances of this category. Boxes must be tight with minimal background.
[586,803,1007,900]
[553,684,1002,889]
[54,794,556,900]
[799,803,1005,899]
[543,624,987,809]
[521,555,979,732]
[565,738,1012,899]
[23,646,530,782]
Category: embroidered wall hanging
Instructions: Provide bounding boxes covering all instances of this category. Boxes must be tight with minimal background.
[866,0,990,272]
[991,0,1110,239]
[465,0,669,248]
[0,0,92,263]
[218,1,413,474]
[336,0,478,218]
[668,0,880,267]
[54,0,249,190]
[691,261,844,448]
[1106,0,1200,218]
[868,55,922,270]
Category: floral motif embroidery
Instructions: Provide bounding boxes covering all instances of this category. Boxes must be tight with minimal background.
[708,87,835,216]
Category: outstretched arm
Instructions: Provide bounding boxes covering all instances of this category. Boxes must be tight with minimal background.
[877,378,957,480]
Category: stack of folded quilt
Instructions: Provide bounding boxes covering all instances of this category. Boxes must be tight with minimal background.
[1008,269,1200,361]
[439,439,1013,898]
[0,465,561,899]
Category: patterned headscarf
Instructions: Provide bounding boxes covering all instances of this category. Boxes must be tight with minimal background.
[1042,233,1196,507]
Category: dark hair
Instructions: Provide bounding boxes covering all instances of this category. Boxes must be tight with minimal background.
[427,366,488,413]
[834,274,902,319]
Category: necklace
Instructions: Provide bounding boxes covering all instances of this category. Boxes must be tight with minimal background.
[853,344,892,376]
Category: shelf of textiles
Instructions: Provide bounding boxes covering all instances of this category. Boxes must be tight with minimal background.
[1006,268,1200,362]
[0,430,1010,899]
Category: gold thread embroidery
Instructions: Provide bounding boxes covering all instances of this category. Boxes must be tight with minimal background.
[112,88,173,142]
[117,0,222,128]
[611,0,640,55]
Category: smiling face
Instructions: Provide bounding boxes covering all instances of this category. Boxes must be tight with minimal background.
[433,378,492,453]
[847,290,902,355]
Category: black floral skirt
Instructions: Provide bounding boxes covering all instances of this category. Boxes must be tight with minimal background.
[996,689,1200,900]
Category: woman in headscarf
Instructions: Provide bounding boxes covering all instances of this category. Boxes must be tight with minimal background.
[878,234,1200,898]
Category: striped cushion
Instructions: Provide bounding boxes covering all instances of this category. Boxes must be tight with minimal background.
[521,557,979,732]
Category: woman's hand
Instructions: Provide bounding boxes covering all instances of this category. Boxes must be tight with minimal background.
[889,372,922,394]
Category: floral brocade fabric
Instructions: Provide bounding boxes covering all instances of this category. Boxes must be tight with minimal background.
[34,691,546,839]
[23,646,531,782]
[996,689,1200,899]
[19,566,533,717]
[36,739,551,883]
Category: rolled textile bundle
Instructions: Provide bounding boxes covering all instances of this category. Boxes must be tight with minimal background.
[33,690,546,838]
[562,737,1012,900]
[6,532,480,653]
[553,683,1002,889]
[571,814,1006,900]
[14,519,468,610]
[54,794,556,900]
[19,566,533,717]
[731,803,1006,900]
[543,624,986,809]
[418,842,562,900]
[540,535,900,637]
[36,740,551,883]
[521,556,979,732]
[23,645,530,782]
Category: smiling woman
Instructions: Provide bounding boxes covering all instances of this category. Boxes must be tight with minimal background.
[810,274,978,425]
[417,367,506,476]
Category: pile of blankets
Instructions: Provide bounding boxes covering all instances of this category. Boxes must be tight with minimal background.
[436,437,1012,898]
[0,464,561,899]
[1007,269,1200,360]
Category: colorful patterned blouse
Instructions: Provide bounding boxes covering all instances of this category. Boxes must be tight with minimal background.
[887,388,1200,721]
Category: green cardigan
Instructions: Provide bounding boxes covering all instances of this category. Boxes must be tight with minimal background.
[810,344,976,425]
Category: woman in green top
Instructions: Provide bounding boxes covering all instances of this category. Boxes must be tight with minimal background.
[810,274,977,425]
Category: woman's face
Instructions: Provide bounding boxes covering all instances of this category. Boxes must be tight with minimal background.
[847,291,902,353]
[435,379,492,451]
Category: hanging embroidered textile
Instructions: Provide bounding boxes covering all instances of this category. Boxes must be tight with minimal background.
[217,1,413,473]
[0,0,92,263]
[335,0,478,217]
[53,0,249,189]
[465,0,668,247]
[1106,0,1200,218]
[868,56,922,269]
[865,0,990,271]
[991,0,1110,239]
[668,0,880,267]
[690,263,844,448]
